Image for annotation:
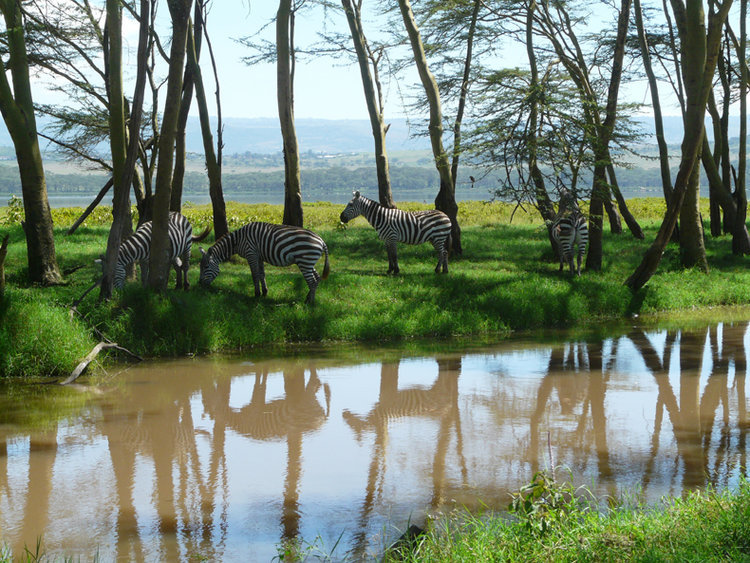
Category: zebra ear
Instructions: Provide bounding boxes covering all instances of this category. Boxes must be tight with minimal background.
[199,247,206,256]
[353,190,360,198]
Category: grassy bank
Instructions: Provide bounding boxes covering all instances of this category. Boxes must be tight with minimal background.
[380,474,750,562]
[3,198,750,378]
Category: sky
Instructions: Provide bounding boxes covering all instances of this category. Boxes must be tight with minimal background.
[162,2,388,121]
[155,1,684,122]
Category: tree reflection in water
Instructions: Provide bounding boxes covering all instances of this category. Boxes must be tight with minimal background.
[0,320,748,560]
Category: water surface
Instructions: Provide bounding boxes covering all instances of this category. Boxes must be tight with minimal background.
[1,318,748,560]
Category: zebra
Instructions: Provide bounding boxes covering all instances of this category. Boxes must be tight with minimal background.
[339,190,451,274]
[198,222,330,305]
[112,212,210,290]
[551,209,588,277]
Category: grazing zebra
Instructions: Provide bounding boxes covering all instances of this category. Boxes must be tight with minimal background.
[113,212,210,290]
[551,209,588,277]
[339,191,451,274]
[198,222,330,305]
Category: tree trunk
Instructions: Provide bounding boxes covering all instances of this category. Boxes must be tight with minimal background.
[187,9,228,238]
[0,0,61,285]
[526,0,556,242]
[586,0,632,271]
[396,0,462,255]
[627,0,732,290]
[342,0,395,208]
[148,0,193,291]
[634,0,673,204]
[679,154,709,270]
[171,2,201,213]
[450,0,481,195]
[733,0,749,255]
[607,163,644,238]
[277,0,303,227]
[101,0,128,299]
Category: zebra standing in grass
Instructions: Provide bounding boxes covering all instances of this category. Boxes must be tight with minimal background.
[113,212,210,290]
[198,222,330,305]
[551,203,588,277]
[339,191,451,274]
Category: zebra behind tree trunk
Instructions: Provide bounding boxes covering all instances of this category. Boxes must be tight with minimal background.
[551,209,589,277]
[107,212,210,290]
[198,222,330,305]
[339,190,451,275]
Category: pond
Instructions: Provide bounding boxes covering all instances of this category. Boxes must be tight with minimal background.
[1,316,749,561]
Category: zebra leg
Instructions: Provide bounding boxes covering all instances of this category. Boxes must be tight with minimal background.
[248,257,265,297]
[258,261,268,296]
[386,241,399,275]
[434,239,449,273]
[180,249,190,290]
[301,267,319,305]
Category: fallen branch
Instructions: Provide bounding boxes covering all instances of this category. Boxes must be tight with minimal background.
[69,276,103,317]
[60,341,143,385]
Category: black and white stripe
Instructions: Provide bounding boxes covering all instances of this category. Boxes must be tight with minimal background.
[551,210,588,276]
[339,191,451,274]
[114,212,209,290]
[198,222,330,305]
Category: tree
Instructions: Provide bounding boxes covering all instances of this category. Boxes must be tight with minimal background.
[396,0,462,254]
[0,0,61,285]
[533,0,642,272]
[277,0,303,227]
[627,0,733,290]
[148,0,194,291]
[341,0,395,208]
[186,0,228,238]
[100,0,151,300]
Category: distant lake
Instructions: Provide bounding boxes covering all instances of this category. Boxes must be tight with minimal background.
[4,185,673,210]
[2,189,499,209]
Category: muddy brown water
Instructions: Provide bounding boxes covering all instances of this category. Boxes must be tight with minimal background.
[1,317,749,561]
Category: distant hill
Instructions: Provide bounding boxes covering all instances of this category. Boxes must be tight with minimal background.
[6,114,723,156]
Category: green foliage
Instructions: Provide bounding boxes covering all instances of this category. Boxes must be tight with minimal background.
[385,478,750,562]
[1,195,23,226]
[508,470,591,536]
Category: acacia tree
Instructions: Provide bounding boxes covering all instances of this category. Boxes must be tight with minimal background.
[340,0,395,208]
[627,0,733,290]
[532,0,642,272]
[396,0,462,254]
[148,0,194,291]
[0,0,61,285]
[185,0,228,238]
[277,0,303,227]
[100,0,151,300]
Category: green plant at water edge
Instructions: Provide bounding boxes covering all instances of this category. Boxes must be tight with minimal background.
[508,470,591,536]
[274,533,344,562]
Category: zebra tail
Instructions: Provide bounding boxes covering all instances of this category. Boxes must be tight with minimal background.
[192,226,212,242]
[322,246,330,280]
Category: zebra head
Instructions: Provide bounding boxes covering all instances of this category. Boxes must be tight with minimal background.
[199,247,220,286]
[340,190,363,224]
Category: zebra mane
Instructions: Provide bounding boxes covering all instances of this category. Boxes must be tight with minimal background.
[209,230,234,260]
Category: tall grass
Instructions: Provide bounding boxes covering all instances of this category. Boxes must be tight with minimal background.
[383,475,750,562]
[0,199,747,377]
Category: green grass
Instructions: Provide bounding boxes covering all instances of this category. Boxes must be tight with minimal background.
[1,198,749,377]
[383,474,750,562]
